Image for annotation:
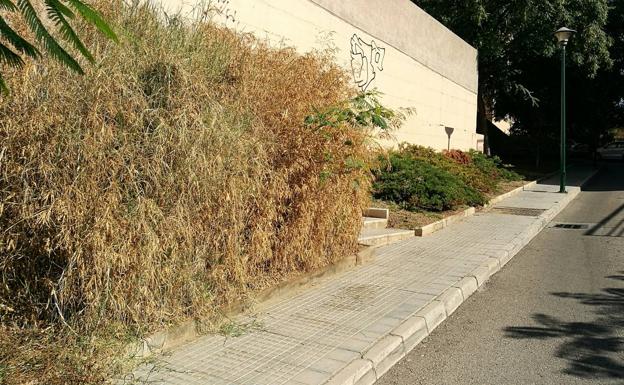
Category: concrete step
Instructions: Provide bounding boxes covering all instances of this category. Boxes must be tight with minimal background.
[363,207,389,219]
[362,216,388,230]
[358,228,414,247]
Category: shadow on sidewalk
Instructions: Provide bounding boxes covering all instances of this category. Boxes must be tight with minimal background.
[503,273,624,381]
[536,163,624,192]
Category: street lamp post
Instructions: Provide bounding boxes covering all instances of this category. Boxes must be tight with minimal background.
[554,27,576,193]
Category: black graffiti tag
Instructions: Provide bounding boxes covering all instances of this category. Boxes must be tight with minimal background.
[350,34,385,91]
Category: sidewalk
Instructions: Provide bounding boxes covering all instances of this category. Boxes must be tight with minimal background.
[124,166,598,385]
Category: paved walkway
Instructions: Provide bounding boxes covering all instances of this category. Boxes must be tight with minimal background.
[124,166,597,385]
[378,164,624,384]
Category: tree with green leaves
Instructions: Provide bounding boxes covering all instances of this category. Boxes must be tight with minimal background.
[0,0,117,93]
[412,0,618,160]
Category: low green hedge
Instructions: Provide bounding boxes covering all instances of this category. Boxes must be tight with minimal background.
[373,145,522,212]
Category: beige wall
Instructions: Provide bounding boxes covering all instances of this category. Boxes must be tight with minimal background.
[158,0,480,151]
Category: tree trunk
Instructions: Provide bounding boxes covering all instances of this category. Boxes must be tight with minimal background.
[477,84,492,155]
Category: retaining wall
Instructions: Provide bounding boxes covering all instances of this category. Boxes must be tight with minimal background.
[159,0,480,150]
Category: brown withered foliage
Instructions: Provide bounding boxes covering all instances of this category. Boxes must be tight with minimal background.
[0,1,381,383]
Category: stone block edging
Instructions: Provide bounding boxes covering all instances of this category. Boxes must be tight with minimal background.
[415,180,536,237]
[322,168,600,385]
[126,246,376,359]
[414,165,590,237]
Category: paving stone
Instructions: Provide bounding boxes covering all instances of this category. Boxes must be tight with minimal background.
[309,357,350,374]
[470,265,491,287]
[436,287,464,316]
[337,336,375,354]
[385,307,417,320]
[452,276,478,300]
[291,368,333,385]
[390,316,428,352]
[353,367,377,385]
[362,335,404,379]
[122,168,596,385]
[324,359,373,385]
[487,257,501,275]
[414,301,446,332]
[324,347,361,364]
[373,316,404,328]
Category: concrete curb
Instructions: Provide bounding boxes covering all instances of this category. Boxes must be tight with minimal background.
[415,179,537,237]
[414,167,570,237]
[322,168,600,385]
[483,180,538,207]
[415,206,476,236]
[126,247,377,359]
[358,228,415,248]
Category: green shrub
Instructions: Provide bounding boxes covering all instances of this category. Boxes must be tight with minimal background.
[373,152,486,211]
[469,150,522,181]
[397,144,497,193]
[373,145,523,212]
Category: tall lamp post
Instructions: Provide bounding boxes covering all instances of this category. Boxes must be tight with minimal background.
[554,27,576,193]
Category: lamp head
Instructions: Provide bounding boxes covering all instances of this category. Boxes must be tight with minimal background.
[554,27,576,46]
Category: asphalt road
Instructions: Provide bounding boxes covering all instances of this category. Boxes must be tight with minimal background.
[378,164,624,385]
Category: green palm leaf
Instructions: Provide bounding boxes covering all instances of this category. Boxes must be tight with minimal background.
[64,0,118,42]
[0,42,23,93]
[0,42,24,67]
[0,0,117,94]
[0,0,16,11]
[45,0,94,63]
[45,0,76,19]
[0,16,40,59]
[17,0,84,74]
[50,0,74,17]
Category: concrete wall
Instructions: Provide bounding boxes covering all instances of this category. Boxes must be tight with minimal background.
[158,0,480,151]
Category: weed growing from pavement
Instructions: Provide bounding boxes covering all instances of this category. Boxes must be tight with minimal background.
[219,319,265,338]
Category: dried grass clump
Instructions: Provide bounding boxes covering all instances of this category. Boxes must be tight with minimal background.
[1,0,373,354]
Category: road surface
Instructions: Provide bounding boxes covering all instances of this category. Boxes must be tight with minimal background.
[379,164,624,385]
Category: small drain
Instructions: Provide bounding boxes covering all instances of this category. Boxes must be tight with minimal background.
[490,207,547,216]
[552,223,590,230]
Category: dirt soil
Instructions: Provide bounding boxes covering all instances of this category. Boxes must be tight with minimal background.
[374,179,529,230]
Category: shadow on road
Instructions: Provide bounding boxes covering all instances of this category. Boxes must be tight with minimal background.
[584,203,624,238]
[504,274,624,381]
[581,164,624,192]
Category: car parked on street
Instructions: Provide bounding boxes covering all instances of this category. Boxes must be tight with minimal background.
[596,141,624,160]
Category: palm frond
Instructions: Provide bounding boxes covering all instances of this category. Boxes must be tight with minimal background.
[64,0,118,42]
[45,0,93,63]
[49,0,74,18]
[50,0,76,19]
[17,0,83,74]
[0,16,40,59]
[0,41,24,67]
[0,0,16,11]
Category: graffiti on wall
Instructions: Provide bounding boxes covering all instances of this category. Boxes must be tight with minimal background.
[349,34,385,91]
